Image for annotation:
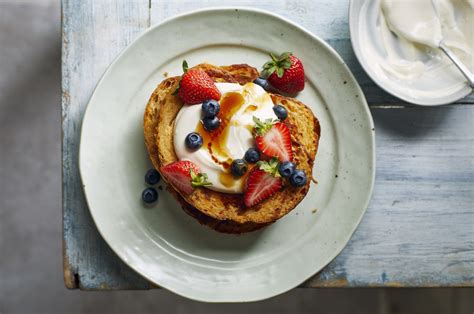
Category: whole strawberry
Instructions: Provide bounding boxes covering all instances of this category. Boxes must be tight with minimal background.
[262,52,305,94]
[176,60,221,104]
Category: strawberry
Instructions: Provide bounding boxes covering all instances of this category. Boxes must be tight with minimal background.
[244,158,282,207]
[175,60,221,104]
[253,117,293,162]
[262,52,305,94]
[160,160,211,195]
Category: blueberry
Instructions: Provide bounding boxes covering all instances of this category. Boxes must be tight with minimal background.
[202,116,220,131]
[273,105,288,120]
[202,99,220,118]
[145,169,161,185]
[278,161,296,178]
[244,148,260,163]
[230,159,248,177]
[289,169,307,187]
[142,187,158,203]
[253,77,270,90]
[185,132,203,149]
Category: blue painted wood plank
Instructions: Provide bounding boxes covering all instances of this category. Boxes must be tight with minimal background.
[150,0,474,105]
[62,0,151,289]
[307,105,474,287]
[63,0,474,290]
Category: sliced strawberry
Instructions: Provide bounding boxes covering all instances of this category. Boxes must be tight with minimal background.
[160,160,211,195]
[175,60,221,104]
[244,159,282,207]
[254,117,293,162]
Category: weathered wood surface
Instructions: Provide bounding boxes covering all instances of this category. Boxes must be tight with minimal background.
[62,0,474,289]
[62,0,150,289]
[150,0,474,105]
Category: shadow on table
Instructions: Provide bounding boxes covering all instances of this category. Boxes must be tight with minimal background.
[371,105,456,138]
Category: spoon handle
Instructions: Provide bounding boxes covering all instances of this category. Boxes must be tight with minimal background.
[439,41,474,89]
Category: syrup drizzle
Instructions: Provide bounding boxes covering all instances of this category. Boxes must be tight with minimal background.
[195,92,247,185]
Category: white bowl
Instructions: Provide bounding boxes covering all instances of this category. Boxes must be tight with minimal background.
[349,0,473,106]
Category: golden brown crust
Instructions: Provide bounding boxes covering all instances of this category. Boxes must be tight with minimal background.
[144,63,320,226]
[144,64,267,232]
[194,63,260,85]
[144,78,178,170]
[169,188,268,234]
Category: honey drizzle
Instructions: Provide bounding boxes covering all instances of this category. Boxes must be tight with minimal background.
[218,164,255,191]
[244,104,258,113]
[195,91,246,171]
[218,172,235,188]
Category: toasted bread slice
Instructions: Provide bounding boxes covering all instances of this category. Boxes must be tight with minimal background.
[169,187,268,234]
[144,63,320,225]
[144,63,259,170]
[144,64,265,232]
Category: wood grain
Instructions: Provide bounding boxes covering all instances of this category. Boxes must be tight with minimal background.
[63,0,474,289]
[62,0,150,289]
[307,106,474,287]
[150,0,474,105]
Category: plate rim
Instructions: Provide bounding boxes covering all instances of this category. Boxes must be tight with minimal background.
[348,0,473,106]
[79,6,376,302]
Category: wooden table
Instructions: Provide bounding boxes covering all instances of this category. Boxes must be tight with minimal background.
[62,0,474,289]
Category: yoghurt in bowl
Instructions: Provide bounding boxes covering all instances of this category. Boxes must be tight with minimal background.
[349,0,473,105]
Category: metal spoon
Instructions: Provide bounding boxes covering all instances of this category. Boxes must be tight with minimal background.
[439,41,474,89]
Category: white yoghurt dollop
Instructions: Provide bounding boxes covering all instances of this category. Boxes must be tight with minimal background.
[173,82,278,194]
[382,0,444,48]
[373,0,473,81]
